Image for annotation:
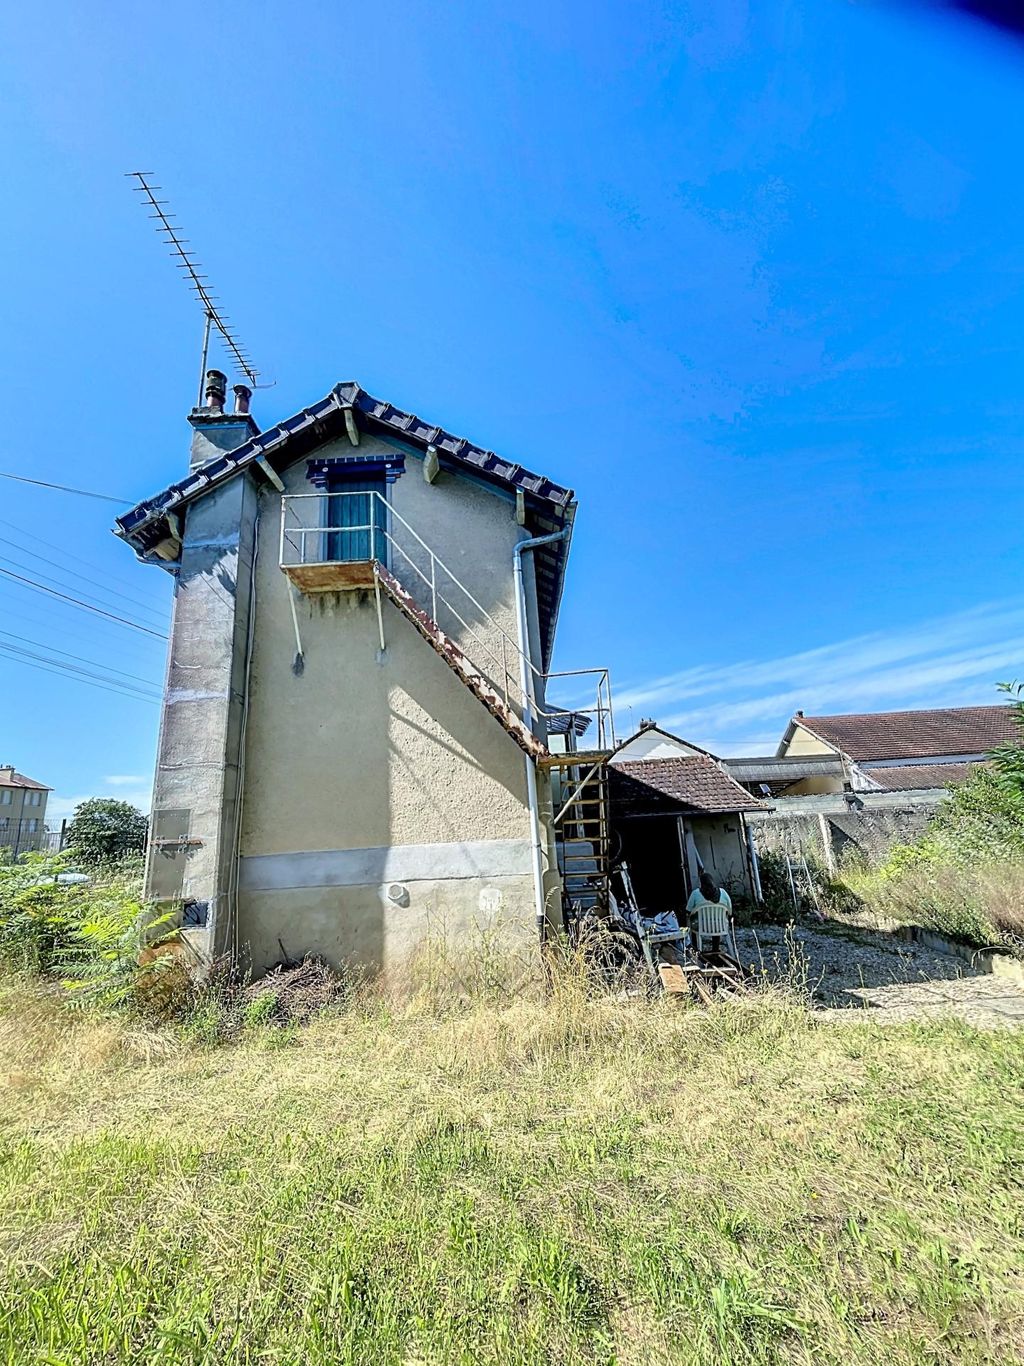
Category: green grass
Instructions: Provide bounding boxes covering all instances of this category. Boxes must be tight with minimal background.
[1,977,1022,1364]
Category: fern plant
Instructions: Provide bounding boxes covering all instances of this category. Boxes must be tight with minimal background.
[58,885,177,1012]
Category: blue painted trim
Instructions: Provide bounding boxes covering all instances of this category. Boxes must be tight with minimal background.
[306,454,406,488]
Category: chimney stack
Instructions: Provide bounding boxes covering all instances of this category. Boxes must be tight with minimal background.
[188,370,259,471]
[204,369,227,414]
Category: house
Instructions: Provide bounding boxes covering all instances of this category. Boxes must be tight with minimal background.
[726,705,1017,869]
[602,724,764,911]
[0,766,50,855]
[775,706,1017,795]
[115,372,614,974]
[727,705,1015,799]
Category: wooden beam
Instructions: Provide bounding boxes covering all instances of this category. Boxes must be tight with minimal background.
[423,444,440,484]
[255,456,285,492]
[343,407,360,447]
[515,488,527,526]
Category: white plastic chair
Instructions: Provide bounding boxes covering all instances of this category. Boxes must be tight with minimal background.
[695,899,737,958]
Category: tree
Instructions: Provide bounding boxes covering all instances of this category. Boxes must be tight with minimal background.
[66,799,148,865]
[990,681,1024,797]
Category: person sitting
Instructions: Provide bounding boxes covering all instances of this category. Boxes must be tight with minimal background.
[685,870,732,943]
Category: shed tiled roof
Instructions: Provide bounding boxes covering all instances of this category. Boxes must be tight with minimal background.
[0,769,49,790]
[861,762,982,791]
[792,706,1016,762]
[610,756,763,816]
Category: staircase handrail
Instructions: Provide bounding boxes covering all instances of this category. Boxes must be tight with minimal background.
[280,490,614,744]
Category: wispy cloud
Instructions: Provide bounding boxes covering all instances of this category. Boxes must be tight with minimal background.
[104,775,146,787]
[615,600,1024,754]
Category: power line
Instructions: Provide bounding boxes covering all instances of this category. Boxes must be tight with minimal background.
[0,545,168,628]
[0,566,166,639]
[0,595,165,654]
[0,644,160,704]
[0,471,131,504]
[0,517,169,617]
[0,642,160,701]
[0,629,161,689]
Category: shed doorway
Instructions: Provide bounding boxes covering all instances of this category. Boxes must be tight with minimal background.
[615,815,690,915]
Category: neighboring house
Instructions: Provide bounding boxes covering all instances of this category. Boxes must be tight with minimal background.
[603,724,763,910]
[115,372,613,974]
[0,766,50,855]
[725,705,1017,869]
[731,705,1016,798]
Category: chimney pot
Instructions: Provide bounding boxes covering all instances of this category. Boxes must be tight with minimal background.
[204,369,227,413]
[233,383,252,416]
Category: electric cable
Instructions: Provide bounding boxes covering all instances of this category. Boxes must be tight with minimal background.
[0,471,131,503]
[0,628,161,689]
[0,520,169,620]
[0,566,167,638]
[0,548,168,629]
[0,644,160,703]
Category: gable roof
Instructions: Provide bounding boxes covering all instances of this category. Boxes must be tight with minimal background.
[0,769,49,790]
[612,723,717,763]
[610,756,763,816]
[781,705,1017,763]
[115,381,577,667]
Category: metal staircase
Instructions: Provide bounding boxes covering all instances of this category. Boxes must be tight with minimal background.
[373,564,546,761]
[279,487,616,925]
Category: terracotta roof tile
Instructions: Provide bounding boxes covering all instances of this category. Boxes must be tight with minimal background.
[610,756,763,815]
[794,706,1016,762]
[0,769,49,790]
[861,761,983,791]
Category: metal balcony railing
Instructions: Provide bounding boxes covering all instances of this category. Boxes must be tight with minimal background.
[279,489,615,748]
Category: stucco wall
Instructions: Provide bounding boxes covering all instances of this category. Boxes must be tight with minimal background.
[145,474,258,963]
[781,726,835,758]
[236,437,543,971]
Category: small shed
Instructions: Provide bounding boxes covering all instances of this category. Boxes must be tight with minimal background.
[608,726,764,912]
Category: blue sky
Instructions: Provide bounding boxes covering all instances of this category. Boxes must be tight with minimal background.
[1,1,1022,817]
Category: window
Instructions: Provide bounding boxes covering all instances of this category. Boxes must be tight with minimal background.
[27,790,41,806]
[306,455,405,567]
[325,473,388,564]
[26,819,38,833]
[0,790,11,806]
[0,817,8,831]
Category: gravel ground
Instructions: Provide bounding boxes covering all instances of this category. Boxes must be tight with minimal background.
[735,921,1024,1028]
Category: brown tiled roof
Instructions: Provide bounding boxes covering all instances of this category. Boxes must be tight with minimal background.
[0,769,49,790]
[610,756,763,816]
[794,706,1016,762]
[861,761,983,791]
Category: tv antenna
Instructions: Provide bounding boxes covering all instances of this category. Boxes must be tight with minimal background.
[127,171,270,405]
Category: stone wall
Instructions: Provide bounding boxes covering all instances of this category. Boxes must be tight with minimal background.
[748,790,946,870]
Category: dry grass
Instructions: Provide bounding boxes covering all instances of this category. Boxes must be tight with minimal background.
[841,857,1024,953]
[1,969,1023,1363]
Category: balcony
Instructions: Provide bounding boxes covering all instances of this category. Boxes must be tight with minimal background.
[279,490,384,592]
[278,489,615,751]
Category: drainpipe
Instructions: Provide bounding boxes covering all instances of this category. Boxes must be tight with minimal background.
[513,527,570,947]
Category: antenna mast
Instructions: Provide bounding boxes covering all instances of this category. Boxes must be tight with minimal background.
[127,171,263,404]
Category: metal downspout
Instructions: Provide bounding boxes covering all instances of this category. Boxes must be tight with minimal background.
[513,528,570,947]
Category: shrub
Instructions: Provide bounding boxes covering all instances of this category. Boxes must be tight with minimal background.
[831,767,1024,952]
[65,799,148,866]
[0,852,88,972]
